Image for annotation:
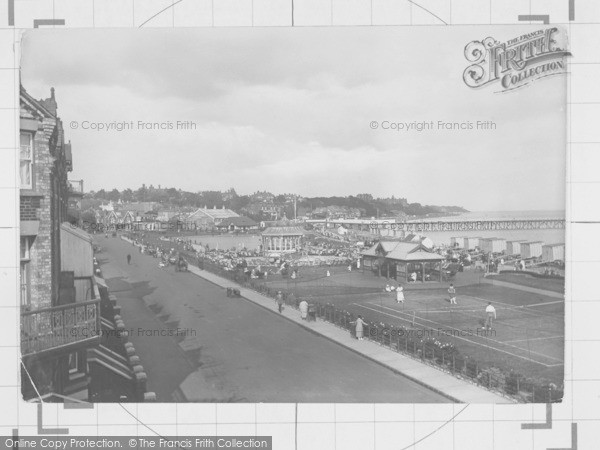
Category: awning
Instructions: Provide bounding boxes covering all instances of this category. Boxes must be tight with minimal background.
[94,276,108,289]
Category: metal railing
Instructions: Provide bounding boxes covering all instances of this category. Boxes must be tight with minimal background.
[21,299,101,357]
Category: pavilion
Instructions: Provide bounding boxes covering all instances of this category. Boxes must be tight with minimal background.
[361,241,445,283]
[261,226,305,257]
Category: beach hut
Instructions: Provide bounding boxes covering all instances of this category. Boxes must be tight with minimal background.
[506,240,527,256]
[542,243,565,262]
[464,237,480,250]
[450,237,463,248]
[521,241,544,259]
[480,237,507,254]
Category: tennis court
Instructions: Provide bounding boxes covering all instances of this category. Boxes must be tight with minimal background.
[260,268,564,385]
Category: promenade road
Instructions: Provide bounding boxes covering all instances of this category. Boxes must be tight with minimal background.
[96,235,449,403]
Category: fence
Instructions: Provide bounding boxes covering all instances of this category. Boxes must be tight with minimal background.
[195,255,562,403]
[21,299,100,357]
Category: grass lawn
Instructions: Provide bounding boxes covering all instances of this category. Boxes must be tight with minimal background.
[489,272,564,293]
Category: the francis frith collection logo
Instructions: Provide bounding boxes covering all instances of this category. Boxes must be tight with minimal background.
[463,27,570,92]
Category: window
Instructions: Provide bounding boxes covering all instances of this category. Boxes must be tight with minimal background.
[20,262,30,308]
[20,237,32,308]
[68,352,79,374]
[20,236,31,260]
[20,133,33,189]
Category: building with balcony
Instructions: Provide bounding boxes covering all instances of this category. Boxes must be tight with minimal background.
[20,86,100,401]
[68,179,84,210]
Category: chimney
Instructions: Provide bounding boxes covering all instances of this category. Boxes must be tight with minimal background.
[40,87,58,116]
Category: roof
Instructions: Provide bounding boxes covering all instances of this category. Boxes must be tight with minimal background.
[20,86,55,120]
[361,241,443,262]
[188,207,240,220]
[121,202,156,213]
[522,241,544,245]
[386,242,440,261]
[217,216,258,228]
[261,226,305,236]
[380,241,399,252]
[542,243,565,247]
[361,245,380,257]
[402,251,445,261]
[60,222,92,244]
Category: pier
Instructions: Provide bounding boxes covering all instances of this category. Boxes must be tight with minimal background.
[305,218,565,233]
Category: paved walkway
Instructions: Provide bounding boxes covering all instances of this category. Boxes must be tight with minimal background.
[98,246,197,401]
[186,265,513,403]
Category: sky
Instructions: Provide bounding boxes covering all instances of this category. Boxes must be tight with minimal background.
[21,26,567,211]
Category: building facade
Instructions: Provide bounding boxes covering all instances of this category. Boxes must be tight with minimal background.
[187,206,239,229]
[20,86,100,401]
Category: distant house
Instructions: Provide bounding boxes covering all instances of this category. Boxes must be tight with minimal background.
[120,210,136,225]
[99,201,115,212]
[187,206,239,229]
[216,216,259,232]
[120,202,157,214]
[100,210,119,227]
[157,210,179,222]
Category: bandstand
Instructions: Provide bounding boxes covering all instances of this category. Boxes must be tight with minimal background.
[261,226,304,256]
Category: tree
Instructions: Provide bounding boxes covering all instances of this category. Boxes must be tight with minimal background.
[122,188,134,202]
[107,188,120,202]
[135,185,148,202]
[81,209,97,227]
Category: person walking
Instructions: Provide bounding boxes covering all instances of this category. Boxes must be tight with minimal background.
[126,254,131,265]
[448,283,457,304]
[352,315,367,340]
[485,302,496,330]
[276,291,284,313]
[299,299,308,320]
[396,286,405,304]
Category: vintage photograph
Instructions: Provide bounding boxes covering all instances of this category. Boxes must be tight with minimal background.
[19,26,566,403]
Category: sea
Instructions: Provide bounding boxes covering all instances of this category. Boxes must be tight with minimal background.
[184,210,566,250]
[185,234,262,251]
[408,210,565,246]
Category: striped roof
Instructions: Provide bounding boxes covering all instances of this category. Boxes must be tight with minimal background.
[361,241,443,262]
